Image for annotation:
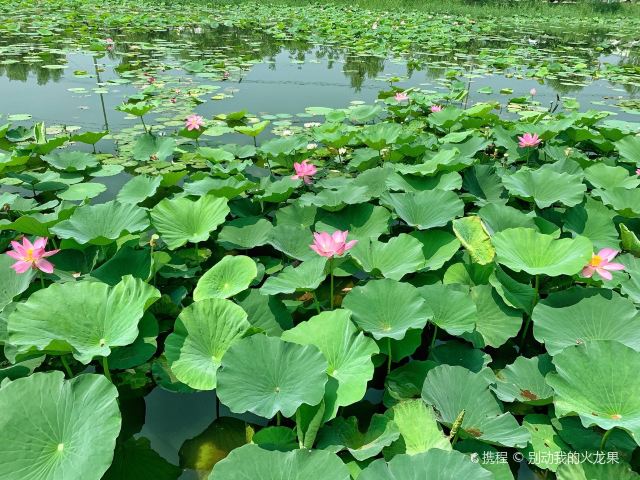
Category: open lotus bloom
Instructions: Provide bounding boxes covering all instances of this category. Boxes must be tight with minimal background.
[430,105,442,112]
[6,237,59,274]
[395,92,409,102]
[581,248,625,281]
[291,159,317,184]
[185,114,205,131]
[518,132,541,148]
[310,230,357,258]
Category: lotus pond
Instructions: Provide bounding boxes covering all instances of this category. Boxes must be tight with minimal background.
[2,0,640,479]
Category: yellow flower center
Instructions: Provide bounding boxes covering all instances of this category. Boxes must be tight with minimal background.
[590,255,603,267]
[24,248,35,261]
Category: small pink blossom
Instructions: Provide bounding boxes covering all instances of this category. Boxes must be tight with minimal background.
[395,92,409,102]
[185,114,205,131]
[222,71,230,80]
[518,133,541,148]
[170,98,177,104]
[291,159,317,184]
[581,248,625,281]
[105,38,114,51]
[310,230,357,258]
[430,105,442,113]
[636,168,640,176]
[530,88,537,96]
[6,237,59,274]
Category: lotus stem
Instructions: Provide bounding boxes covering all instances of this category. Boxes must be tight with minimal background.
[215,393,220,419]
[39,273,45,289]
[520,275,540,348]
[430,325,438,349]
[140,116,148,133]
[387,337,392,374]
[329,257,335,310]
[60,355,73,379]
[276,411,282,426]
[101,356,112,382]
[600,428,614,451]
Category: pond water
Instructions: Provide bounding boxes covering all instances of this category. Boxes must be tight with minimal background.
[1,20,639,480]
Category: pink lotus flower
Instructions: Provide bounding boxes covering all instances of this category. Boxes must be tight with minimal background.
[430,105,442,113]
[310,230,357,258]
[636,168,640,176]
[518,133,541,148]
[395,92,409,102]
[581,248,625,281]
[291,159,317,184]
[185,114,205,131]
[530,88,537,96]
[6,237,59,274]
[105,38,114,51]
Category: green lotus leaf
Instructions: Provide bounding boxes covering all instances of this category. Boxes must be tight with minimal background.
[259,177,298,203]
[51,200,150,245]
[218,216,274,250]
[384,190,464,230]
[132,133,176,162]
[350,234,425,280]
[463,165,505,204]
[0,372,120,480]
[620,224,640,257]
[235,120,270,137]
[563,197,618,251]
[104,437,181,480]
[385,360,437,406]
[150,194,229,249]
[165,298,250,390]
[0,253,35,312]
[417,283,476,335]
[260,257,327,295]
[378,329,422,363]
[391,399,451,454]
[532,291,640,355]
[108,312,158,370]
[8,275,160,363]
[410,230,461,270]
[217,335,328,418]
[453,216,495,265]
[492,228,592,276]
[594,187,640,217]
[91,245,151,286]
[317,414,400,461]
[621,254,640,303]
[489,266,537,315]
[478,203,537,234]
[342,278,431,340]
[70,130,108,145]
[615,136,640,163]
[428,341,492,374]
[275,203,317,229]
[299,185,370,211]
[520,414,571,473]
[422,365,530,447]
[42,150,99,172]
[235,289,293,335]
[209,444,349,480]
[180,417,252,475]
[462,285,522,348]
[492,355,554,405]
[183,175,254,199]
[193,255,257,301]
[56,182,106,201]
[359,449,494,480]
[547,340,640,443]
[252,426,297,452]
[556,461,640,480]
[116,175,162,204]
[282,309,378,409]
[387,171,462,193]
[315,203,391,241]
[116,102,154,117]
[267,224,316,261]
[584,163,640,190]
[502,166,585,208]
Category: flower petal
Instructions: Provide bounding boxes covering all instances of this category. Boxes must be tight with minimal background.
[11,261,32,274]
[596,268,613,281]
[597,248,619,262]
[581,266,595,278]
[602,262,625,272]
[35,259,55,274]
